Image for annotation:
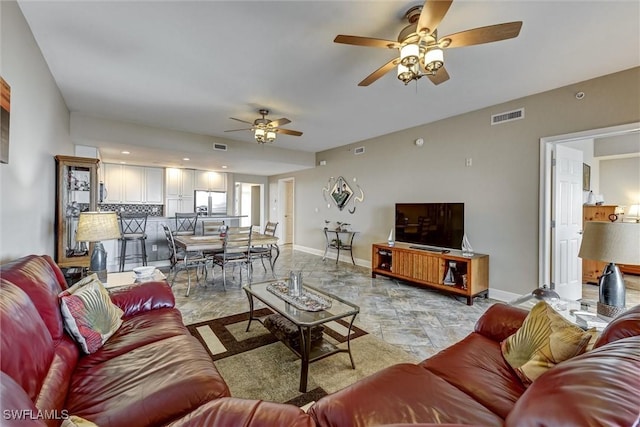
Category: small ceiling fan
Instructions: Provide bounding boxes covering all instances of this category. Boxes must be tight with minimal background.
[225,109,303,144]
[334,0,522,86]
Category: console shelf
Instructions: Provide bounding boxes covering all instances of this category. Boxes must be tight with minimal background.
[371,242,489,305]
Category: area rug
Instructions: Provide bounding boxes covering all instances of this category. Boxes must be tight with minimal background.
[186,308,418,407]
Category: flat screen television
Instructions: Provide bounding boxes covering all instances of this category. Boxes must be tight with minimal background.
[395,203,464,249]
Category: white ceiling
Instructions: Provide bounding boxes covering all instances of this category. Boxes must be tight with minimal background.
[18,0,640,175]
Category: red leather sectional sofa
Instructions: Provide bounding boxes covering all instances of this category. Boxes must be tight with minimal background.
[0,255,312,427]
[2,254,639,427]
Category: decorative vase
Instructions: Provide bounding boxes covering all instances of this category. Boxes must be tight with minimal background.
[461,234,474,257]
[387,228,394,247]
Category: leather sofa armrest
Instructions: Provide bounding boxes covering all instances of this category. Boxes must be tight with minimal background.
[109,281,175,318]
[474,303,528,342]
[164,397,314,427]
[0,372,46,426]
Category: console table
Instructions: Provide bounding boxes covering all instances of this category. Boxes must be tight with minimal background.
[323,228,357,265]
[371,242,489,305]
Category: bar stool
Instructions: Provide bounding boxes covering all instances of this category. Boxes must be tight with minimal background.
[119,213,148,272]
[175,212,198,236]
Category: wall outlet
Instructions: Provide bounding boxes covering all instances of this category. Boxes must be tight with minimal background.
[465,158,473,167]
[152,245,157,252]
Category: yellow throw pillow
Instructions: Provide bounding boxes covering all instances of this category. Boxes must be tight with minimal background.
[501,301,592,385]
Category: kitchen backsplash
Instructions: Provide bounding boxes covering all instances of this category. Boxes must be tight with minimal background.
[98,204,164,216]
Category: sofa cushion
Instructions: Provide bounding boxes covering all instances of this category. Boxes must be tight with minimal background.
[0,255,67,340]
[73,308,190,368]
[475,303,528,342]
[0,372,45,427]
[594,303,640,348]
[59,274,124,354]
[309,363,503,427]
[420,332,526,419]
[1,281,55,402]
[505,335,640,427]
[108,280,176,318]
[501,301,592,385]
[165,397,315,427]
[66,334,230,427]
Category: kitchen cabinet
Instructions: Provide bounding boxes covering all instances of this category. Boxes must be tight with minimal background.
[103,163,164,204]
[102,163,124,203]
[54,155,99,268]
[195,170,227,191]
[165,168,195,217]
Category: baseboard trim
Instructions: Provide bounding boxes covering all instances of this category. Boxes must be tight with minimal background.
[489,288,520,303]
[293,245,369,268]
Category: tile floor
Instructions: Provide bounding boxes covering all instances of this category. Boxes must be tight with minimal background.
[168,245,640,362]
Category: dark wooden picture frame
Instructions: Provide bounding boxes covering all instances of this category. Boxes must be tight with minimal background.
[1,77,10,164]
[583,163,591,191]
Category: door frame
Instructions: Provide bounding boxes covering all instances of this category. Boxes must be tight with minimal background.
[278,177,295,244]
[538,122,640,289]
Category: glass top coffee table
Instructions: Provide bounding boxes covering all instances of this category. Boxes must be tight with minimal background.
[243,279,360,392]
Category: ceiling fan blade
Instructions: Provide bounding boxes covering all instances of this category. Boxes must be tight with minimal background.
[334,35,400,50]
[229,117,254,125]
[358,58,400,87]
[441,21,523,48]
[427,66,450,85]
[417,0,453,36]
[224,127,253,132]
[269,118,291,128]
[275,128,303,137]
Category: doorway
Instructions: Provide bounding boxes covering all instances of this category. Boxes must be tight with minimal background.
[278,178,295,245]
[235,182,264,229]
[539,122,640,298]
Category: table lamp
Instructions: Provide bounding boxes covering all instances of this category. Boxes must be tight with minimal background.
[578,221,640,317]
[75,211,121,282]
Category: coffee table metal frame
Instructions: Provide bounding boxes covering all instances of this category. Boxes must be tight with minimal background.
[243,279,360,392]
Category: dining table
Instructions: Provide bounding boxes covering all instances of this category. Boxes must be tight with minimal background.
[173,232,280,269]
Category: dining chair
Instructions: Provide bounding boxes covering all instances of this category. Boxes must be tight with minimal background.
[250,221,278,276]
[162,224,208,297]
[212,226,253,291]
[201,219,225,258]
[118,213,148,272]
[174,212,198,236]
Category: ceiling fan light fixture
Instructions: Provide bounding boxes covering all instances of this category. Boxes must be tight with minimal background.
[397,63,418,85]
[399,43,419,67]
[266,130,276,143]
[254,127,266,143]
[424,48,444,72]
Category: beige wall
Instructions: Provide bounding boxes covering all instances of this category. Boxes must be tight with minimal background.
[599,156,640,208]
[0,1,73,263]
[270,67,640,299]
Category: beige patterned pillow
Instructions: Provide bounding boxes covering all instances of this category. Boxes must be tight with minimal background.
[59,273,124,354]
[501,301,592,385]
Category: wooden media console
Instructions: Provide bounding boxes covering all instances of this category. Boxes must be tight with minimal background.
[371,242,489,305]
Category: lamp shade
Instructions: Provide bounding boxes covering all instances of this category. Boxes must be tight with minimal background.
[578,221,640,265]
[76,212,121,242]
[627,204,640,220]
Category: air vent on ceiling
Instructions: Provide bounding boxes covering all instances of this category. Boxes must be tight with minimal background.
[491,108,524,125]
[213,143,228,151]
[354,146,365,155]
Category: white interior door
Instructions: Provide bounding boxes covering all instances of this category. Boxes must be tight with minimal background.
[552,145,584,300]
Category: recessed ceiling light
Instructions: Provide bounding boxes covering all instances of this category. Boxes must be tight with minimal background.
[121,151,130,154]
[222,165,228,169]
[183,157,190,161]
[120,161,126,164]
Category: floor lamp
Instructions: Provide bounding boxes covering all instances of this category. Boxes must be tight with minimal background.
[578,221,640,318]
[75,211,121,282]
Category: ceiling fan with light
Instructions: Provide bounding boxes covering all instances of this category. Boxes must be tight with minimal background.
[334,0,522,86]
[224,109,303,144]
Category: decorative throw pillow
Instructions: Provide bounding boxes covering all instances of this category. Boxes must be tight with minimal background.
[59,273,124,354]
[501,301,593,385]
